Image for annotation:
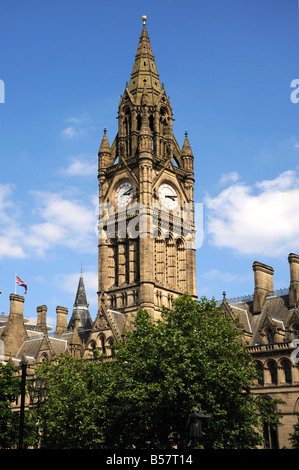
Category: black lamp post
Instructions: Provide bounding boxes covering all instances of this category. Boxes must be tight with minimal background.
[29,376,48,448]
[18,361,27,449]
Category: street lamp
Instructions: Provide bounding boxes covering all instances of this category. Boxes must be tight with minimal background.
[29,376,48,402]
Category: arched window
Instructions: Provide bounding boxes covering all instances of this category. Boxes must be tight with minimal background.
[166,236,176,288]
[40,353,48,363]
[282,359,292,384]
[107,338,114,357]
[255,361,264,386]
[100,335,106,355]
[266,328,275,345]
[177,238,186,292]
[268,360,278,385]
[261,396,279,449]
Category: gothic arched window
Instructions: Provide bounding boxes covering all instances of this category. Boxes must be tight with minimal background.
[99,335,106,355]
[266,328,275,345]
[268,360,278,385]
[255,361,264,386]
[282,359,292,384]
[261,396,279,449]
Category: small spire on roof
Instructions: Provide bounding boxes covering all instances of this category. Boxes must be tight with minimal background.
[99,128,111,153]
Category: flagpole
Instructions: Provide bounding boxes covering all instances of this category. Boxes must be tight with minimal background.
[15,273,16,295]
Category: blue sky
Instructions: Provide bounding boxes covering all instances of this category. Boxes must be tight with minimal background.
[0,0,299,328]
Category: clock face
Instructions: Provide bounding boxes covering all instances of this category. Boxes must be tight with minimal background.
[114,181,133,208]
[158,183,179,210]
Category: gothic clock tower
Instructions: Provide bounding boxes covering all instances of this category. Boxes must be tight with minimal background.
[97,16,196,321]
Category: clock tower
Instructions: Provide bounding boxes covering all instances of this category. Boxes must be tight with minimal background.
[97,16,196,321]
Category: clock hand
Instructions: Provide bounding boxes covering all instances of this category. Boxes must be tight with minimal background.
[123,188,133,196]
[165,195,177,200]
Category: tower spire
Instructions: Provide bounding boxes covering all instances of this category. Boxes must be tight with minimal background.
[67,270,93,331]
[128,15,162,105]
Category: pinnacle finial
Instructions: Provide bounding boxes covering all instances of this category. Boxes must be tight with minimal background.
[142,15,147,26]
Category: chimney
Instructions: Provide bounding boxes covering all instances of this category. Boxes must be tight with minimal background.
[1,294,27,359]
[55,306,68,336]
[252,262,274,313]
[37,305,47,332]
[288,253,299,308]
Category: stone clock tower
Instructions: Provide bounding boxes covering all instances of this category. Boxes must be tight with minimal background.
[97,16,196,321]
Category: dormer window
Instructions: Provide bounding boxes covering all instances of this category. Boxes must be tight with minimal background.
[266,328,275,345]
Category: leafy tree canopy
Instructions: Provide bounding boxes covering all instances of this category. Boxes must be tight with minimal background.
[0,362,21,448]
[35,294,283,449]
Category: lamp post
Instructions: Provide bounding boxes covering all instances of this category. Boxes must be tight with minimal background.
[18,361,27,449]
[29,376,48,448]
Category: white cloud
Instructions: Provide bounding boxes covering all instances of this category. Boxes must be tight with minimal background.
[61,126,85,139]
[205,169,299,257]
[61,114,93,139]
[0,185,97,260]
[65,113,91,125]
[219,171,240,186]
[60,156,97,177]
[28,191,97,255]
[294,142,299,149]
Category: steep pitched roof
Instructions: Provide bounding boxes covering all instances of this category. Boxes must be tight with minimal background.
[68,272,93,331]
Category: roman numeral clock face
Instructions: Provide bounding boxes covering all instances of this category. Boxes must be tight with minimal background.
[159,183,179,210]
[114,181,133,208]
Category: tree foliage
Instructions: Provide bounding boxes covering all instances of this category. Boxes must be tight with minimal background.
[0,362,21,448]
[34,294,282,449]
[289,414,299,448]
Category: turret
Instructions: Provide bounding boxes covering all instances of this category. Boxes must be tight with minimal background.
[98,128,112,170]
[181,131,194,173]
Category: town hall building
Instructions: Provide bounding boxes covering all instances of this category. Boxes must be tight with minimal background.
[0,16,299,449]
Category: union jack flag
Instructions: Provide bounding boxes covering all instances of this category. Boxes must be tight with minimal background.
[16,275,27,294]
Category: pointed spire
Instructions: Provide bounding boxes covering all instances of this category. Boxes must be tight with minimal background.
[68,271,93,331]
[128,16,162,105]
[99,128,111,153]
[181,131,193,157]
[74,272,88,307]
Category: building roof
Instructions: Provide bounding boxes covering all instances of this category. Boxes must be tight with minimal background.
[67,273,93,331]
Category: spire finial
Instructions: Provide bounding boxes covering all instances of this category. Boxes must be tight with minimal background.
[142,15,147,26]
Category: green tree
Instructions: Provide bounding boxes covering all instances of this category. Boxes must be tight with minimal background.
[35,354,120,449]
[35,294,283,449]
[289,414,299,448]
[0,362,21,448]
[107,294,281,449]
